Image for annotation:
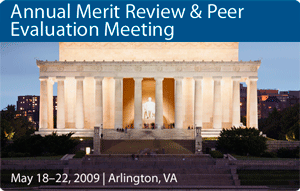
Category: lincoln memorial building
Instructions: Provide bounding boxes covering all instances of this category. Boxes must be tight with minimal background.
[36,42,260,138]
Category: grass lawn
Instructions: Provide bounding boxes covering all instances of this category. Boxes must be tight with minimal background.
[238,170,299,187]
[202,137,218,141]
[1,155,64,160]
[102,140,193,154]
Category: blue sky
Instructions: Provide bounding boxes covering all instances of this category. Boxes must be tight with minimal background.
[1,42,299,110]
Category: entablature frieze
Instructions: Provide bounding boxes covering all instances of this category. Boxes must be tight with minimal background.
[37,60,260,75]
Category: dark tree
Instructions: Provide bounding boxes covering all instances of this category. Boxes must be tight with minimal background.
[217,127,267,156]
[0,105,35,142]
[259,104,299,140]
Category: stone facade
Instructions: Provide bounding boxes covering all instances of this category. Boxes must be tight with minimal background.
[59,42,239,62]
[36,56,260,137]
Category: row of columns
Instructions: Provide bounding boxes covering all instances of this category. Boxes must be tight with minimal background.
[40,76,89,130]
[193,76,257,128]
[39,75,258,130]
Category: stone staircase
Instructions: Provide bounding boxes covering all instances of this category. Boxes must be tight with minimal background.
[103,129,195,140]
[63,155,238,188]
[202,129,222,137]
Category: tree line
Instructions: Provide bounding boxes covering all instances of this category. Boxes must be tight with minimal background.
[258,103,299,140]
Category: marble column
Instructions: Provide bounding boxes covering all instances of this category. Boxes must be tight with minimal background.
[213,76,222,129]
[134,77,143,129]
[39,76,48,129]
[247,76,258,128]
[95,77,103,127]
[175,77,183,129]
[155,77,164,129]
[194,76,203,128]
[232,76,241,127]
[75,76,85,129]
[114,77,123,129]
[57,76,66,129]
[47,78,54,129]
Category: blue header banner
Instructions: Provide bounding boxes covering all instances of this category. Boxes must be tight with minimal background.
[0,1,299,42]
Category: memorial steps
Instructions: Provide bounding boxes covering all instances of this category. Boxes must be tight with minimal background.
[97,128,218,154]
[63,155,237,187]
[3,155,269,190]
[103,128,222,140]
[38,128,223,139]
[201,129,223,137]
[103,129,195,140]
[97,128,219,154]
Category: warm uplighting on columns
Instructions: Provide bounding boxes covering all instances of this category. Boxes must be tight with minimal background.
[114,77,123,129]
[194,76,203,128]
[47,78,54,129]
[155,77,164,129]
[232,76,241,127]
[247,76,258,128]
[39,76,48,129]
[56,76,66,129]
[213,76,222,129]
[134,77,143,129]
[95,76,104,127]
[175,77,183,129]
[75,76,85,129]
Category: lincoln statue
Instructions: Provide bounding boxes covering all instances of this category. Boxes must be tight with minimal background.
[143,97,155,119]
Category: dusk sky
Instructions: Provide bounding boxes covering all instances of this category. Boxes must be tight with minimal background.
[1,42,299,110]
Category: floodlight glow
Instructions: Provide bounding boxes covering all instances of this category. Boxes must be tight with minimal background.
[86,147,91,155]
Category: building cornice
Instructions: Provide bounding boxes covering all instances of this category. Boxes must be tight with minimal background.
[37,60,261,79]
[37,60,261,65]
